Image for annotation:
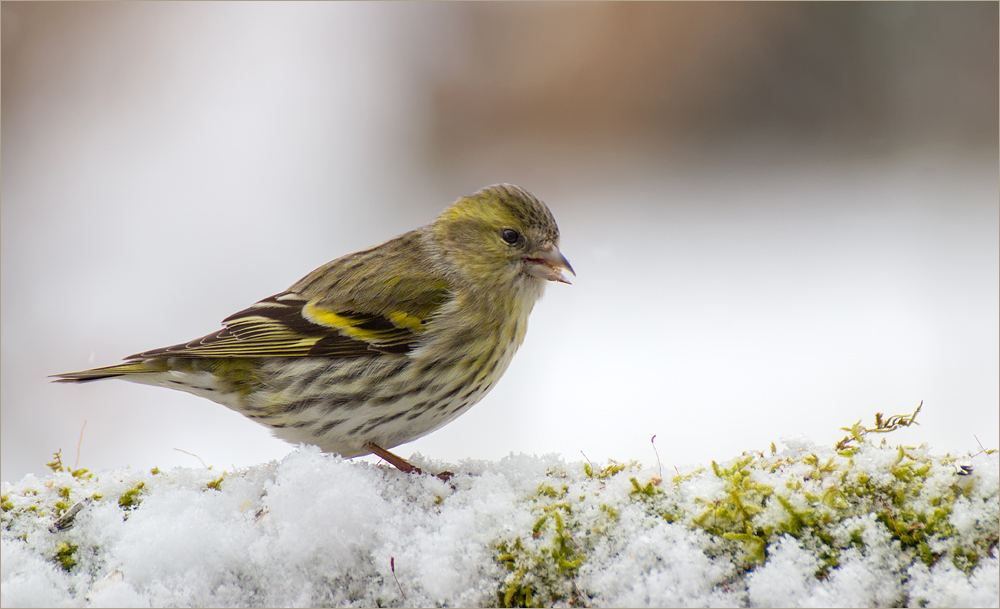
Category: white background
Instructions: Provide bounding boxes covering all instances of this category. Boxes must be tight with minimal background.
[3,3,997,482]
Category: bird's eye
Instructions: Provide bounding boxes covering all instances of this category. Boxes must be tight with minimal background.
[501,228,520,245]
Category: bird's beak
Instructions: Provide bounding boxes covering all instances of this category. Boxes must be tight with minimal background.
[525,245,575,284]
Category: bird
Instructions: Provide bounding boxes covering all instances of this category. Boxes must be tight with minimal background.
[53,184,573,474]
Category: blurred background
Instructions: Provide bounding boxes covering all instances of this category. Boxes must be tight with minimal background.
[3,2,997,482]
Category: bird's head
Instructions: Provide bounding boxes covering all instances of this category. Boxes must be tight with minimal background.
[430,184,574,293]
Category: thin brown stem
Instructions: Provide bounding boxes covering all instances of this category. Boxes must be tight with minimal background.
[75,420,88,469]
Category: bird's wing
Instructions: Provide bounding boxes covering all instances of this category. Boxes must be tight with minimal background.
[127,282,452,360]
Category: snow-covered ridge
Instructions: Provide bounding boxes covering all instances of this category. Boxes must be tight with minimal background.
[2,433,997,607]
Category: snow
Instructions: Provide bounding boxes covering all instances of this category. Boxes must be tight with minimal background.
[2,439,997,608]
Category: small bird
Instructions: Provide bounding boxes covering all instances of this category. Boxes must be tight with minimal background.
[54,184,573,473]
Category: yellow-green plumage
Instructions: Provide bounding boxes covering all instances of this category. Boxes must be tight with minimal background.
[54,185,572,459]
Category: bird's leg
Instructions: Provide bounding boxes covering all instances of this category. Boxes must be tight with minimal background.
[364,441,453,481]
[365,441,421,474]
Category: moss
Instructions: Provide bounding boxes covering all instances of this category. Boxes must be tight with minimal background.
[488,404,995,602]
[118,482,146,510]
[693,455,772,552]
[495,509,585,607]
[44,448,93,481]
[628,476,660,499]
[494,482,591,607]
[584,459,636,481]
[54,542,78,571]
[536,484,565,499]
[46,450,66,474]
[835,403,922,452]
[3,407,993,603]
[722,532,768,563]
[599,460,635,480]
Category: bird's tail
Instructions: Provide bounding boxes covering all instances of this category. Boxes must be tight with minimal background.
[51,361,155,383]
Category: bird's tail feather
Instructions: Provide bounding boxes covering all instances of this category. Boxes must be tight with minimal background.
[51,361,153,383]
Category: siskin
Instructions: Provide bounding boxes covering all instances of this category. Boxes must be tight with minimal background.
[54,184,573,472]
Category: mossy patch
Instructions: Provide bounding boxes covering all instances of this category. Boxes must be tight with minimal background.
[490,405,998,606]
[118,482,146,510]
[54,541,78,571]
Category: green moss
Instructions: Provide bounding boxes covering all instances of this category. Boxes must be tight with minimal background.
[44,447,93,482]
[3,406,993,604]
[628,476,660,499]
[584,459,637,481]
[46,450,66,473]
[494,477,595,607]
[722,532,768,563]
[118,482,146,510]
[488,404,995,603]
[495,507,586,607]
[693,455,772,553]
[54,542,78,571]
[835,403,922,452]
[598,460,635,479]
[672,467,704,485]
[536,484,564,499]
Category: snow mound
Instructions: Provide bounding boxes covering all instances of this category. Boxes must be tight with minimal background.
[2,438,997,607]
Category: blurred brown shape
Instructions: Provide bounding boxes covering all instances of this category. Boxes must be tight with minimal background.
[429,3,998,156]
